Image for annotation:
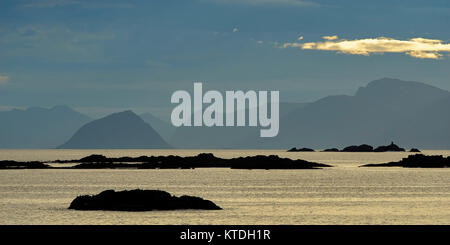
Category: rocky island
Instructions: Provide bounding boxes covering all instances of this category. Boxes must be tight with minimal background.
[342,144,374,152]
[0,153,331,170]
[361,154,450,168]
[58,153,331,169]
[287,147,315,152]
[322,148,340,152]
[69,189,222,211]
[0,160,50,169]
[289,142,417,153]
[373,142,405,152]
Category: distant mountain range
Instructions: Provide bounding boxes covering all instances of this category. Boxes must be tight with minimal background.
[169,102,308,148]
[58,110,170,149]
[1,78,449,149]
[139,112,176,142]
[0,105,91,148]
[170,78,450,149]
[263,78,450,149]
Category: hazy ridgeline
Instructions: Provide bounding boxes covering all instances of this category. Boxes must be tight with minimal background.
[0,106,91,148]
[1,78,450,149]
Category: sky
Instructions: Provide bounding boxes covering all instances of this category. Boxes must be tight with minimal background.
[0,0,449,119]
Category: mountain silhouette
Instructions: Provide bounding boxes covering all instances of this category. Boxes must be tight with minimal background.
[265,78,450,149]
[139,112,175,142]
[0,105,91,148]
[3,78,448,149]
[170,78,450,149]
[58,110,170,149]
[169,102,307,148]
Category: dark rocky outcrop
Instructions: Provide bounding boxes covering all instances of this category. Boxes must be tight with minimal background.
[287,147,315,152]
[361,154,450,168]
[78,154,109,162]
[71,162,142,169]
[339,142,408,152]
[68,189,222,211]
[342,144,374,152]
[58,153,331,169]
[322,148,340,152]
[410,148,421,152]
[0,161,50,169]
[373,142,405,152]
[228,155,328,169]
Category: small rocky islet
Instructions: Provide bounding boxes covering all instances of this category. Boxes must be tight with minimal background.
[361,154,450,168]
[69,189,222,211]
[287,147,315,152]
[0,160,50,169]
[288,142,421,153]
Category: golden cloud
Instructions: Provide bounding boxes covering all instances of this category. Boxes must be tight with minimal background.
[0,74,8,85]
[322,35,338,40]
[282,36,450,59]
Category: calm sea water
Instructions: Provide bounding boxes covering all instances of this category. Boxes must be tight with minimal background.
[0,149,449,225]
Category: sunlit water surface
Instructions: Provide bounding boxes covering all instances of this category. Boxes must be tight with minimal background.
[0,149,449,224]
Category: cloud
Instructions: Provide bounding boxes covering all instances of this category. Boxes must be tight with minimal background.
[297,36,304,40]
[210,0,319,7]
[322,35,338,41]
[0,74,9,85]
[233,27,239,33]
[282,36,450,59]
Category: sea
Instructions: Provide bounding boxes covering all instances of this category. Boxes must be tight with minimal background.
[0,149,449,225]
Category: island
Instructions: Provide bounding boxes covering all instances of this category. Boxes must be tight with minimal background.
[57,153,331,169]
[360,154,450,168]
[0,160,50,169]
[0,153,331,170]
[341,144,374,152]
[373,142,405,152]
[68,189,222,211]
[322,148,340,152]
[287,147,315,152]
[288,142,417,153]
